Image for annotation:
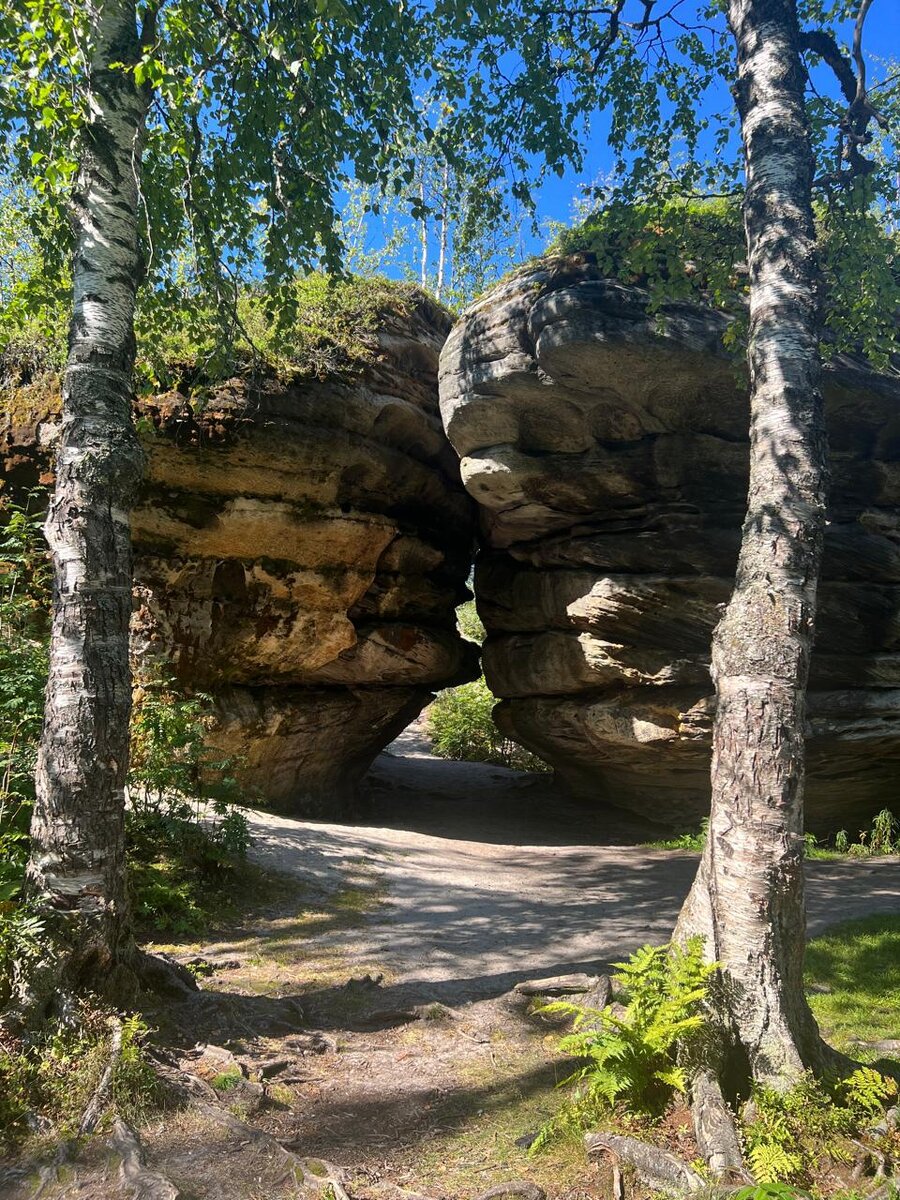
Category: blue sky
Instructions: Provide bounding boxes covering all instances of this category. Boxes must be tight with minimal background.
[527,2,900,236]
[351,1,900,294]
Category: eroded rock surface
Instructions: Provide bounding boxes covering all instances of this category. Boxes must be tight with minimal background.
[4,293,477,812]
[439,259,900,831]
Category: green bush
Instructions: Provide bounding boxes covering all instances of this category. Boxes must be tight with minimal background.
[649,811,900,859]
[1,269,430,395]
[554,196,746,316]
[0,497,256,972]
[836,808,899,857]
[0,1003,159,1152]
[428,600,550,772]
[455,599,485,643]
[0,499,50,1001]
[428,676,550,773]
[552,194,900,368]
[742,1069,897,1186]
[127,672,253,937]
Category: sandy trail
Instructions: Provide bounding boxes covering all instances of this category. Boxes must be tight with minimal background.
[245,725,900,1006]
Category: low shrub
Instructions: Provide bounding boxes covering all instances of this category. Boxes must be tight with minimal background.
[743,1069,897,1186]
[0,1003,160,1152]
[428,676,551,773]
[428,600,550,772]
[127,672,254,937]
[0,495,257,977]
[0,499,50,1002]
[531,939,716,1150]
[552,195,900,368]
[832,809,900,857]
[646,810,900,859]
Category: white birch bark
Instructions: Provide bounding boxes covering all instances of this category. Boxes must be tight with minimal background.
[419,175,429,289]
[22,0,149,1004]
[436,161,449,301]
[677,0,828,1090]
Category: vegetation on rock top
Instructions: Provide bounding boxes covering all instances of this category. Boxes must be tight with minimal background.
[541,196,900,369]
[0,272,443,403]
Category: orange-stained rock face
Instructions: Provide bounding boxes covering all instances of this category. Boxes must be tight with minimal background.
[3,294,478,813]
[440,260,900,833]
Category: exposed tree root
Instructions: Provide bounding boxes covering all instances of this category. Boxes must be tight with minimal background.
[472,1182,547,1200]
[28,1015,127,1197]
[584,1131,708,1193]
[134,950,199,1000]
[378,1182,546,1200]
[79,1016,123,1136]
[146,1054,550,1200]
[193,1099,352,1199]
[690,1068,750,1182]
[109,1117,180,1199]
[866,1178,900,1200]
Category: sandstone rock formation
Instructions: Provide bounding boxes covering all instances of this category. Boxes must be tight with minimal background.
[440,259,900,832]
[3,291,477,812]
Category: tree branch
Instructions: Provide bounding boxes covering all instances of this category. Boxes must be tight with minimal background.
[799,30,856,104]
[802,0,888,189]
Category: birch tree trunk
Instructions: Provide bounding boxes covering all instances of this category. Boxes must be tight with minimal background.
[419,176,429,288]
[21,0,148,1010]
[436,162,449,301]
[676,0,828,1091]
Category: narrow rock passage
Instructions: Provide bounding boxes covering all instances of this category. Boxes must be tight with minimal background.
[245,725,900,1007]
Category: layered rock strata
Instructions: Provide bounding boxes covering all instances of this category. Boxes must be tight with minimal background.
[4,293,477,811]
[439,259,900,831]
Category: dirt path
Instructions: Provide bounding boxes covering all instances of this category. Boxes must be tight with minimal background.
[17,734,899,1200]
[244,725,900,1008]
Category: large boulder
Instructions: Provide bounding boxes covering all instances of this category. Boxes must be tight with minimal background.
[3,289,477,812]
[439,258,900,832]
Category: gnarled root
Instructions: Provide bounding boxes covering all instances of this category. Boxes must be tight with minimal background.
[585,1066,750,1200]
[585,1131,708,1193]
[195,1100,351,1199]
[109,1117,180,1200]
[690,1067,750,1182]
[27,1014,127,1197]
[79,1016,124,1136]
[134,950,199,1000]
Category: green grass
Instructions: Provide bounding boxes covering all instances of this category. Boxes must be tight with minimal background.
[644,824,707,851]
[644,811,900,860]
[130,848,296,941]
[806,915,900,1058]
[403,1050,598,1195]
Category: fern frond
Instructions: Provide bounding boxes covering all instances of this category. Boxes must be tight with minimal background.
[656,1065,688,1092]
[747,1141,802,1184]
